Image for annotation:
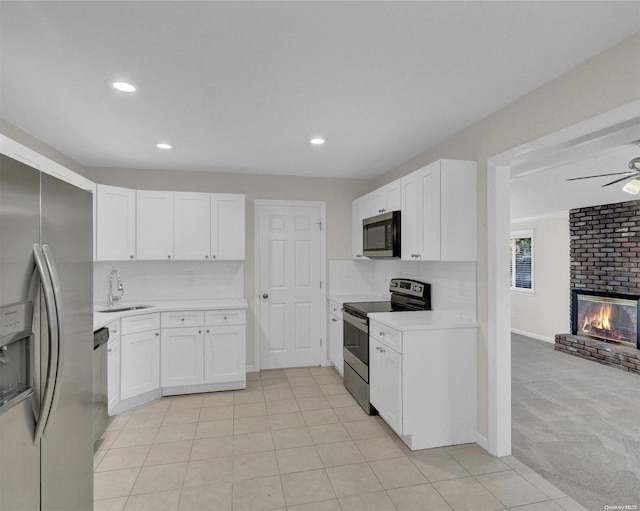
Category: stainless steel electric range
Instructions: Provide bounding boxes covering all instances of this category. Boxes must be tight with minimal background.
[342,278,431,414]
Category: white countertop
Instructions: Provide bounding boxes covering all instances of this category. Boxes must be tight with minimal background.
[368,310,478,331]
[328,294,388,305]
[93,299,249,330]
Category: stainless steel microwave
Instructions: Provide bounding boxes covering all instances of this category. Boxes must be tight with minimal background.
[362,211,401,258]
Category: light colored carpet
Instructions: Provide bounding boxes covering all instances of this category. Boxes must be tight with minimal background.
[511,334,640,511]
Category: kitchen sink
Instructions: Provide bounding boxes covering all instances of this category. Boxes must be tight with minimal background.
[97,305,153,313]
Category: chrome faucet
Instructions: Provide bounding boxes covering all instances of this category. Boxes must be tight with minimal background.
[108,269,124,307]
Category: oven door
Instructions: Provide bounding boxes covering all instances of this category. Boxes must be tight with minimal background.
[343,309,369,382]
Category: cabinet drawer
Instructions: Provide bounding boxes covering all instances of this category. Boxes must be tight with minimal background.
[161,310,204,328]
[328,301,343,318]
[204,309,245,326]
[121,313,160,335]
[369,320,402,353]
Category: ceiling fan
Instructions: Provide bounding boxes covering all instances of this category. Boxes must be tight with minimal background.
[566,156,640,194]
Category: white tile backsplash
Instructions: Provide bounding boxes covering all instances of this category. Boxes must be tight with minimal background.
[93,261,244,306]
[328,259,476,321]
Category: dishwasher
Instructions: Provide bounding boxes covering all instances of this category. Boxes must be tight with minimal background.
[93,327,109,448]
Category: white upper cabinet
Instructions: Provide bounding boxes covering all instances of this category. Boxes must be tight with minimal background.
[370,180,401,216]
[136,190,175,260]
[96,185,136,261]
[351,194,371,260]
[174,192,211,260]
[401,159,476,261]
[211,193,245,260]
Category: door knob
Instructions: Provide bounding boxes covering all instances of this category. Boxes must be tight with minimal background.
[262,293,269,299]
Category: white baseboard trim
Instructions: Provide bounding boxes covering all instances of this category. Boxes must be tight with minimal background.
[475,432,491,453]
[511,328,555,344]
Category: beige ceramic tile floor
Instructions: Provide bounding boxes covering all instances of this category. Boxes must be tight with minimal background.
[94,367,586,511]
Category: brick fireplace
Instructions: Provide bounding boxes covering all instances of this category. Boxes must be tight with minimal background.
[555,199,640,374]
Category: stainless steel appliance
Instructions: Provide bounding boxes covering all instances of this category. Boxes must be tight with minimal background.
[362,211,401,258]
[93,327,110,446]
[0,154,94,511]
[343,278,431,414]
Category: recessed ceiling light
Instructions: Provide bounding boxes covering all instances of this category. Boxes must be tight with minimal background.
[156,143,172,149]
[112,81,136,93]
[310,138,325,145]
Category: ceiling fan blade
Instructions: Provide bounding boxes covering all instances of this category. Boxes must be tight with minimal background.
[566,171,636,182]
[601,173,640,187]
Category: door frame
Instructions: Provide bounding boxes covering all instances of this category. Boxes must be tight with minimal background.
[486,99,640,457]
[253,199,327,372]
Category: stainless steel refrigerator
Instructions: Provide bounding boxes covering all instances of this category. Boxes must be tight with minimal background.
[0,153,93,510]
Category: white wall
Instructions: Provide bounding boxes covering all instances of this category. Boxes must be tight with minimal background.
[510,214,570,342]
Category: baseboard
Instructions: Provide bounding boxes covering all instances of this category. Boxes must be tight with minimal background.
[511,328,554,344]
[246,365,257,373]
[475,432,491,453]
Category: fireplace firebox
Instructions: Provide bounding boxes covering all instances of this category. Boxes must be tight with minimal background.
[571,290,640,349]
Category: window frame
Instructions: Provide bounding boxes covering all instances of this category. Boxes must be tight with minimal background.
[510,229,534,294]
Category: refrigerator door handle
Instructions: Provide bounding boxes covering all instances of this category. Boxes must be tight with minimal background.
[32,244,59,443]
[41,244,65,437]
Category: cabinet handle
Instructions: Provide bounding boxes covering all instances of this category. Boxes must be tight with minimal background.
[212,255,216,259]
[130,255,134,259]
[224,316,228,320]
[379,332,385,336]
[181,318,185,322]
[107,348,112,353]
[168,255,171,259]
[111,329,117,334]
[198,330,202,334]
[205,255,209,259]
[331,318,337,322]
[206,329,210,333]
[155,332,160,336]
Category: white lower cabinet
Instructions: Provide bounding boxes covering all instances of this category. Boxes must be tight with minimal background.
[369,337,402,433]
[369,319,477,450]
[106,321,121,414]
[328,300,344,375]
[161,327,205,387]
[120,328,161,400]
[204,325,246,384]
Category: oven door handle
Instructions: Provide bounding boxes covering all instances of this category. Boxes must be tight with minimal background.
[343,310,368,333]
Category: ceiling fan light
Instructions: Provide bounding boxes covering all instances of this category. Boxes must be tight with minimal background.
[622,178,640,195]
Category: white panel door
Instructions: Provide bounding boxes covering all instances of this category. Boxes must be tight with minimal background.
[174,192,211,260]
[136,190,174,260]
[258,204,322,368]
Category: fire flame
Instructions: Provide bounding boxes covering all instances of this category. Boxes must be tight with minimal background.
[582,303,613,332]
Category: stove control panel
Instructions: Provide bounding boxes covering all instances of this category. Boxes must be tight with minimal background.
[389,279,429,299]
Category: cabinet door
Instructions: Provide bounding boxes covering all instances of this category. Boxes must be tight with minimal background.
[136,190,174,260]
[419,162,441,261]
[211,194,245,260]
[174,192,211,260]
[351,195,370,259]
[380,180,402,214]
[401,172,422,261]
[0,134,47,170]
[96,185,136,261]
[384,347,402,434]
[161,327,204,387]
[329,314,344,375]
[120,330,160,400]
[440,160,477,261]
[204,325,246,384]
[107,335,120,414]
[369,338,386,413]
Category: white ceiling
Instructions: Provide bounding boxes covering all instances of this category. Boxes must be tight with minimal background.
[510,143,640,220]
[0,2,638,179]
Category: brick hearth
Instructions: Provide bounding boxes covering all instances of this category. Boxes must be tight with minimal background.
[555,334,640,374]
